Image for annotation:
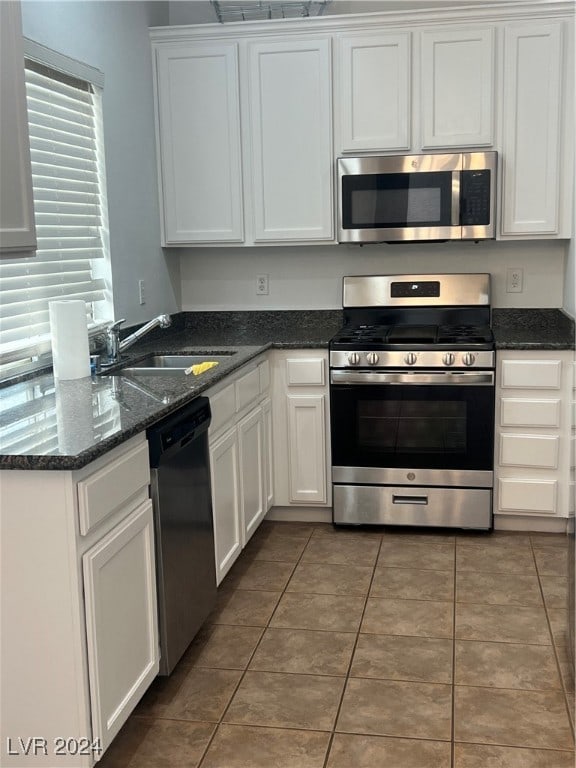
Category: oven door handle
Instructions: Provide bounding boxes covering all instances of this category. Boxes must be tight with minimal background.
[330,370,495,386]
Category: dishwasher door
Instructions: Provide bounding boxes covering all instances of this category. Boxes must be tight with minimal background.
[148,398,217,675]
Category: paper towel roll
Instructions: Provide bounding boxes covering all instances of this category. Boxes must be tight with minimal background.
[49,300,91,380]
[55,378,95,454]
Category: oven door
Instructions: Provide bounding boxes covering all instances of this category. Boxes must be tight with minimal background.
[330,369,494,488]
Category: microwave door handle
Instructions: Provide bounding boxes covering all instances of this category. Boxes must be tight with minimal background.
[452,171,461,226]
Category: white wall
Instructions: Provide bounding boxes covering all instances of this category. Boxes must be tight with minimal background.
[167,0,504,26]
[179,240,567,310]
[21,0,181,327]
[565,237,575,320]
[563,165,575,318]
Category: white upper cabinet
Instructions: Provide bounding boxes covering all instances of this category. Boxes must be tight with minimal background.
[151,2,573,245]
[154,42,244,244]
[247,38,333,242]
[337,32,411,153]
[420,27,495,148]
[500,22,569,237]
[0,1,36,257]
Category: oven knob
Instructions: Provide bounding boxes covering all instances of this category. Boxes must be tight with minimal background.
[366,352,380,366]
[462,352,476,367]
[404,352,417,366]
[347,352,361,366]
[443,353,455,366]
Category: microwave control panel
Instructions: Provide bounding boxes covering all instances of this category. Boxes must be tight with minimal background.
[461,170,491,225]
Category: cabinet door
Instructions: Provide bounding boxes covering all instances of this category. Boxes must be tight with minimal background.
[501,23,564,235]
[238,406,265,542]
[338,32,410,152]
[210,426,242,585]
[287,394,327,504]
[155,43,243,244]
[83,500,159,752]
[0,1,36,256]
[247,38,333,242]
[262,396,274,510]
[420,27,495,148]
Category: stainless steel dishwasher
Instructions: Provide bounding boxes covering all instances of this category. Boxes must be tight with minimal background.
[147,397,217,675]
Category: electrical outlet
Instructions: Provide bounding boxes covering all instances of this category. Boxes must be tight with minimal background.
[506,268,523,293]
[256,274,269,295]
[138,279,146,305]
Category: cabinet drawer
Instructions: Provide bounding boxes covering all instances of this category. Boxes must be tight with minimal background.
[499,478,557,514]
[236,367,260,411]
[286,357,325,386]
[499,433,559,469]
[78,441,150,536]
[210,382,236,434]
[500,398,561,428]
[501,359,562,389]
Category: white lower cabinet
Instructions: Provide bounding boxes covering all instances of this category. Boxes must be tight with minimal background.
[0,433,158,767]
[238,405,266,540]
[208,357,272,584]
[287,394,327,504]
[495,350,572,522]
[83,500,158,754]
[271,350,331,510]
[210,426,242,581]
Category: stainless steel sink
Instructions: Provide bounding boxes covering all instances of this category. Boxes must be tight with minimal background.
[120,352,236,375]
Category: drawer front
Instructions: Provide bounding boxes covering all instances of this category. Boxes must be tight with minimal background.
[236,367,260,412]
[259,359,270,393]
[78,441,150,536]
[286,357,325,386]
[210,382,236,435]
[499,433,559,469]
[501,359,562,389]
[499,478,557,514]
[500,398,561,428]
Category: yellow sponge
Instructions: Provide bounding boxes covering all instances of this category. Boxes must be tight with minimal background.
[185,361,219,376]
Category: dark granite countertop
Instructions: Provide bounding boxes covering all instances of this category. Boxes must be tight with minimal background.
[0,310,342,471]
[1,307,573,471]
[493,308,575,350]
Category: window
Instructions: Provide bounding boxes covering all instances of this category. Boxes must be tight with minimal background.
[0,48,112,382]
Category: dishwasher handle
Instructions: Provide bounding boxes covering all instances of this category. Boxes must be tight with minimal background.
[147,397,211,467]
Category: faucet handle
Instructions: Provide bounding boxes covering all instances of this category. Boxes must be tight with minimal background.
[108,318,126,332]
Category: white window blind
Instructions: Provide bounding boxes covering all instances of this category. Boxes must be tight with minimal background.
[0,59,109,378]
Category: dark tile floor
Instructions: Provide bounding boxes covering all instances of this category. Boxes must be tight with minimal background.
[99,522,575,768]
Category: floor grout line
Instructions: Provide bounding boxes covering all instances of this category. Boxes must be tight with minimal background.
[321,532,384,768]
[196,523,319,768]
[530,536,576,732]
[114,524,574,767]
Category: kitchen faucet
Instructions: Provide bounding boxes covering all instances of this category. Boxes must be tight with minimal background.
[103,314,172,365]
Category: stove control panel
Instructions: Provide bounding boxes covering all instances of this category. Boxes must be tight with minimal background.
[330,350,495,370]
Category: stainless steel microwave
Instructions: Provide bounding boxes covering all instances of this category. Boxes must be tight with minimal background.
[338,151,497,244]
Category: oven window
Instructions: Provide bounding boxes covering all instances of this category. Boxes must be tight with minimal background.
[358,400,467,454]
[330,382,494,471]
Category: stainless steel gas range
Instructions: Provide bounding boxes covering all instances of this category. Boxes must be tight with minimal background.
[329,273,495,530]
